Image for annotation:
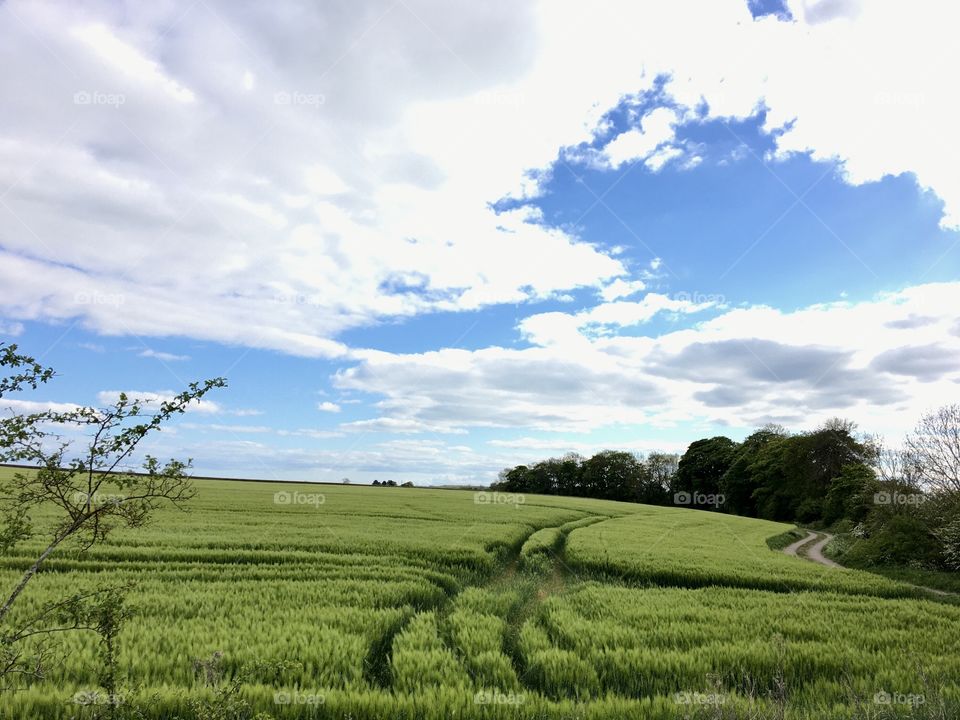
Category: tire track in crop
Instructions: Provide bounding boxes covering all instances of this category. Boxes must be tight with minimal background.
[370,524,536,691]
[374,515,611,695]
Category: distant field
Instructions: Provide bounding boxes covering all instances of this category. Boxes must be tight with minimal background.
[2,468,958,719]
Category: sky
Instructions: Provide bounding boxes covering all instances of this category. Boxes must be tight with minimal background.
[1,0,959,485]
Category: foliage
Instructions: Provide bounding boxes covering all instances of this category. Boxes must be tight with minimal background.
[495,450,676,504]
[938,520,960,571]
[843,514,944,568]
[673,436,739,499]
[0,345,225,691]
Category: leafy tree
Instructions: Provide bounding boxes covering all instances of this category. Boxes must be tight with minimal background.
[0,342,225,684]
[720,427,787,516]
[494,465,530,493]
[644,452,678,503]
[582,450,642,501]
[743,420,871,522]
[673,436,738,498]
[551,453,585,496]
[822,463,876,526]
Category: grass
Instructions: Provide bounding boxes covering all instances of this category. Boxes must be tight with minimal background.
[824,532,960,595]
[1,466,958,719]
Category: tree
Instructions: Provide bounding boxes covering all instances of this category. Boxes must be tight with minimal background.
[0,343,225,684]
[747,420,871,522]
[871,437,923,489]
[720,427,787,516]
[494,465,530,492]
[673,437,738,498]
[646,452,678,500]
[906,404,960,495]
[822,463,876,526]
[582,450,642,501]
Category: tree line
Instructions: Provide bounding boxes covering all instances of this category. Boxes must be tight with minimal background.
[494,411,960,571]
[493,450,678,504]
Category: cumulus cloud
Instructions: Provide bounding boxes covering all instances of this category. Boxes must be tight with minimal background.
[1,0,956,362]
[334,282,960,439]
[601,107,679,168]
[519,292,718,347]
[0,0,625,356]
[599,278,647,302]
[317,401,341,413]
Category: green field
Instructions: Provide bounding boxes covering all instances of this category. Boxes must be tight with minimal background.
[2,470,959,719]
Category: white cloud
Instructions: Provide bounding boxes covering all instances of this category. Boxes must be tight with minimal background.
[96,390,222,414]
[644,144,684,172]
[577,292,718,328]
[317,401,341,413]
[139,349,189,362]
[0,1,625,356]
[601,107,679,168]
[231,408,264,417]
[185,423,272,434]
[488,436,689,455]
[0,398,83,414]
[519,292,718,346]
[0,320,24,336]
[72,23,196,103]
[599,278,646,302]
[334,282,960,440]
[1,0,956,361]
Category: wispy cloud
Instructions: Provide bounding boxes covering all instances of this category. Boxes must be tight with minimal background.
[139,349,190,362]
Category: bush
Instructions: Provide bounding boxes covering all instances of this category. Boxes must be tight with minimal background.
[937,520,960,571]
[831,518,855,534]
[844,514,943,568]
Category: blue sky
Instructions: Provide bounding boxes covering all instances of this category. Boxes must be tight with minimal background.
[1,0,959,484]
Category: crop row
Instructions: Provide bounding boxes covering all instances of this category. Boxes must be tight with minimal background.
[515,582,960,706]
[564,507,926,597]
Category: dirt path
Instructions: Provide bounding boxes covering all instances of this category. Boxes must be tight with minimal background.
[783,531,843,568]
[806,533,844,569]
[784,530,957,598]
[783,531,817,557]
